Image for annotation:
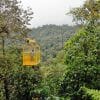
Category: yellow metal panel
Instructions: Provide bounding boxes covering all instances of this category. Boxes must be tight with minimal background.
[23,53,31,66]
[23,38,41,66]
[23,52,40,66]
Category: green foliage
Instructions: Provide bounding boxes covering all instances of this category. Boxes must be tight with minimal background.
[0,0,33,37]
[0,0,100,99]
[0,46,42,100]
[60,27,100,99]
[78,87,100,100]
[0,56,13,75]
[30,25,78,62]
[0,55,42,100]
[69,0,100,26]
[36,63,67,99]
[0,56,14,100]
[56,50,65,64]
[8,67,41,100]
[60,1,100,99]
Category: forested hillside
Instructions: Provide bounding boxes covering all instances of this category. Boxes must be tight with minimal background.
[0,0,100,100]
[30,25,78,62]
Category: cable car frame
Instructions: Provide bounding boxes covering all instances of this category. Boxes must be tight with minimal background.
[22,38,41,67]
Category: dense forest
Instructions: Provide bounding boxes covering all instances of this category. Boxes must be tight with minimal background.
[0,0,100,100]
[30,25,78,62]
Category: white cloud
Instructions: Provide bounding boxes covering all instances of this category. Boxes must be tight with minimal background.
[21,0,86,27]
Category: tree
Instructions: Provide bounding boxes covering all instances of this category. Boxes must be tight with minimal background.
[69,0,100,27]
[0,0,33,55]
[8,67,42,100]
[0,0,33,99]
[60,0,100,99]
[60,27,100,99]
[78,86,100,100]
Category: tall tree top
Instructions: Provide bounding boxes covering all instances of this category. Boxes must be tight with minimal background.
[0,0,33,37]
[69,0,100,26]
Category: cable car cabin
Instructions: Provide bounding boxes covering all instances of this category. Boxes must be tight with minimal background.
[23,38,40,66]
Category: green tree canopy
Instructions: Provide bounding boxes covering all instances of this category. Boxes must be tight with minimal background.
[69,0,100,26]
[0,0,33,37]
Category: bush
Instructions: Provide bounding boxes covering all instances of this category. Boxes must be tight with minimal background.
[78,87,100,100]
[60,28,100,99]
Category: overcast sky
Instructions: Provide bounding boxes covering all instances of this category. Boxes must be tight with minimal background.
[21,0,86,27]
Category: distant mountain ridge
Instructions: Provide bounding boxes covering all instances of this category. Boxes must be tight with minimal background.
[30,24,78,61]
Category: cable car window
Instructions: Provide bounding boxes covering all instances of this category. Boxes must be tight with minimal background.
[23,46,32,53]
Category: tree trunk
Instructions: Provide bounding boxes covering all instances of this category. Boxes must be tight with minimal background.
[2,36,5,56]
[4,79,9,100]
[1,36,9,100]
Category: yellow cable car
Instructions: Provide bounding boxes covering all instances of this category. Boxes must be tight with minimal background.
[23,38,40,66]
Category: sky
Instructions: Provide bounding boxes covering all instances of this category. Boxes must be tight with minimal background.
[21,0,86,27]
